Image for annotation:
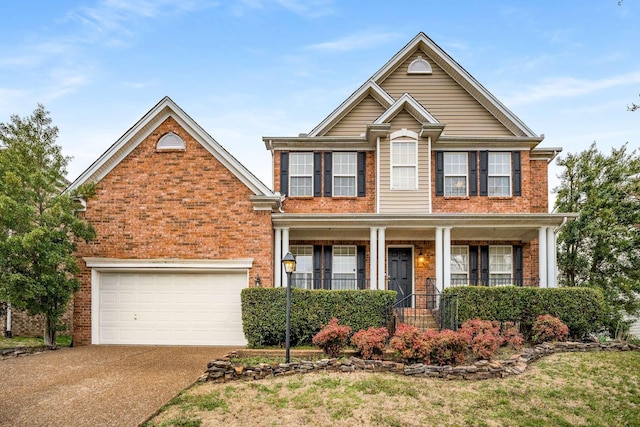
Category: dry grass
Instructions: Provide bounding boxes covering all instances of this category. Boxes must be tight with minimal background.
[0,335,71,349]
[146,351,640,427]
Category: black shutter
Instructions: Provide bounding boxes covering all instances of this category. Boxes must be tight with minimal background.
[323,245,332,289]
[357,152,366,197]
[514,245,523,286]
[324,152,332,197]
[480,246,489,286]
[313,245,323,290]
[469,151,478,196]
[479,151,488,196]
[469,246,479,285]
[357,246,366,290]
[436,151,444,196]
[313,152,322,197]
[280,152,289,195]
[512,151,522,197]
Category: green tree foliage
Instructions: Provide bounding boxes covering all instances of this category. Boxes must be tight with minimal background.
[0,104,95,346]
[554,143,640,330]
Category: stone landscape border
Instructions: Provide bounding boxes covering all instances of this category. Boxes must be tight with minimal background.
[203,341,639,383]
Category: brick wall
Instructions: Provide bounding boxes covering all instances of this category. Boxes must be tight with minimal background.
[1,302,73,338]
[73,117,274,345]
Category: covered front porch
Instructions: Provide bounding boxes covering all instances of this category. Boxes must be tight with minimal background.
[272,213,574,299]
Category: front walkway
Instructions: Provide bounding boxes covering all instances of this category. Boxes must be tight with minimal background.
[0,345,234,427]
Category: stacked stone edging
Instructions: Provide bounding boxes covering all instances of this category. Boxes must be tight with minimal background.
[202,341,639,383]
[0,346,52,360]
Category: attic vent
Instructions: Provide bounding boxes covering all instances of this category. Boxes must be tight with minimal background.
[407,56,432,75]
[157,132,185,151]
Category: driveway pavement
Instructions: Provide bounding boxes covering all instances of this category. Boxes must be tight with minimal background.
[0,345,235,427]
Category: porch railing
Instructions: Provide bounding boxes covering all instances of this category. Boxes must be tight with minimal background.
[448,277,539,287]
[290,277,370,290]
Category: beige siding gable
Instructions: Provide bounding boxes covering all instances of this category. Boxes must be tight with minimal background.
[379,49,515,137]
[324,95,386,136]
[387,109,422,133]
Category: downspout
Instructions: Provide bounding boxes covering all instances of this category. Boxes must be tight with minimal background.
[547,150,559,164]
[427,135,432,213]
[268,139,275,190]
[554,216,568,233]
[376,136,381,214]
[5,302,11,338]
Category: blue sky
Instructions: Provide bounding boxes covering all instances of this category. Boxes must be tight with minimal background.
[1,1,639,206]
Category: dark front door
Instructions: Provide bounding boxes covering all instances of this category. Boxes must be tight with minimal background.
[388,248,413,305]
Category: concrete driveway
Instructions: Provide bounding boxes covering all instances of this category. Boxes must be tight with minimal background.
[0,345,235,427]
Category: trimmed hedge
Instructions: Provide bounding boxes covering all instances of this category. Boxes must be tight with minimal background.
[441,286,605,339]
[241,288,396,347]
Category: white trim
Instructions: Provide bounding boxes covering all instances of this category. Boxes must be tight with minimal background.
[443,228,451,289]
[83,257,254,271]
[374,93,439,125]
[376,136,381,213]
[390,134,418,191]
[435,227,443,292]
[370,227,378,290]
[547,227,557,288]
[274,228,282,288]
[91,269,99,344]
[538,227,548,287]
[407,56,432,74]
[377,227,386,290]
[65,97,275,198]
[427,136,432,213]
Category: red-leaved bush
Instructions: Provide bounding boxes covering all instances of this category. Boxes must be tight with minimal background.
[423,329,468,365]
[501,321,524,350]
[351,326,389,360]
[312,318,351,358]
[389,323,428,363]
[531,315,569,344]
[459,319,504,360]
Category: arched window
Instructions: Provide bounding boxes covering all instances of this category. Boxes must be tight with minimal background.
[407,56,432,75]
[156,132,185,151]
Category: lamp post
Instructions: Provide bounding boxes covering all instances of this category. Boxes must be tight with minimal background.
[281,252,296,363]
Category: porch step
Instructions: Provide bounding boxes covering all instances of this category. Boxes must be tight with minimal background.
[396,309,439,331]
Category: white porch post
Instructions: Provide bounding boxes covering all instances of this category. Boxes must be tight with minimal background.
[435,227,443,293]
[443,227,452,289]
[282,227,290,287]
[370,227,378,290]
[274,228,282,287]
[377,227,386,290]
[538,227,547,287]
[547,227,557,288]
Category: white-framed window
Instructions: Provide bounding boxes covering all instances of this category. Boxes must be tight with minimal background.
[488,152,511,197]
[332,245,357,290]
[450,246,469,285]
[290,245,313,289]
[489,245,512,286]
[333,152,356,197]
[289,153,313,197]
[444,152,468,196]
[391,140,417,190]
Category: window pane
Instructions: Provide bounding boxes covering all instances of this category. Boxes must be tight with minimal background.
[290,153,313,175]
[333,246,356,290]
[291,246,313,289]
[334,177,356,196]
[290,177,312,196]
[488,152,510,175]
[488,176,510,196]
[333,153,356,175]
[444,153,467,175]
[489,246,512,274]
[392,141,416,165]
[450,246,468,274]
[445,176,467,196]
[392,166,416,189]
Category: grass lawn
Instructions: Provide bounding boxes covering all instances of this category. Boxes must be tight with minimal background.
[145,351,640,427]
[0,335,72,349]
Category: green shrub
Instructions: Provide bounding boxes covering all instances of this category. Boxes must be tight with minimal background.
[241,288,396,347]
[312,318,351,358]
[441,286,605,339]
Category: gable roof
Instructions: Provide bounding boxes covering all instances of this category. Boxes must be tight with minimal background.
[65,97,276,199]
[373,93,439,125]
[309,32,537,138]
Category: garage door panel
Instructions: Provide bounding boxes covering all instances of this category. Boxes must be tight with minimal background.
[98,271,247,345]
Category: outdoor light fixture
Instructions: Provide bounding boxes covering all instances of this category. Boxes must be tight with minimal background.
[417,250,426,268]
[281,252,296,363]
[254,275,262,287]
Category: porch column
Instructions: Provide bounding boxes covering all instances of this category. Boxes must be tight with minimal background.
[538,227,547,287]
[377,227,386,290]
[274,228,282,287]
[443,227,452,289]
[370,227,378,290]
[435,227,443,293]
[547,227,557,288]
[282,227,290,288]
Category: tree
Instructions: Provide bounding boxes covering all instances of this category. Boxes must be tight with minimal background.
[0,104,95,346]
[554,143,640,332]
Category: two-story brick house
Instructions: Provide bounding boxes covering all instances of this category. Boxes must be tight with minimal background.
[67,32,571,346]
[265,33,571,306]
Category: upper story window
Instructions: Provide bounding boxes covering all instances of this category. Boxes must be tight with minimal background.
[333,152,356,197]
[289,153,313,197]
[488,152,511,197]
[444,153,468,196]
[156,132,185,151]
[391,140,417,190]
[450,245,469,285]
[489,245,512,285]
[290,245,313,289]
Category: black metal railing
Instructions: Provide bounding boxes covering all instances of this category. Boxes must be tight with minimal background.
[391,282,441,332]
[290,277,370,290]
[448,277,539,287]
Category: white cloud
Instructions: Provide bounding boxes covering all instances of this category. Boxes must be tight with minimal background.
[307,31,401,52]
[504,71,640,106]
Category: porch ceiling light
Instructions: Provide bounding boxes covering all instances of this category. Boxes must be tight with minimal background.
[282,252,296,274]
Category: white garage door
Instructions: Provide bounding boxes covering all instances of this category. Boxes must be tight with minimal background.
[98,272,247,345]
